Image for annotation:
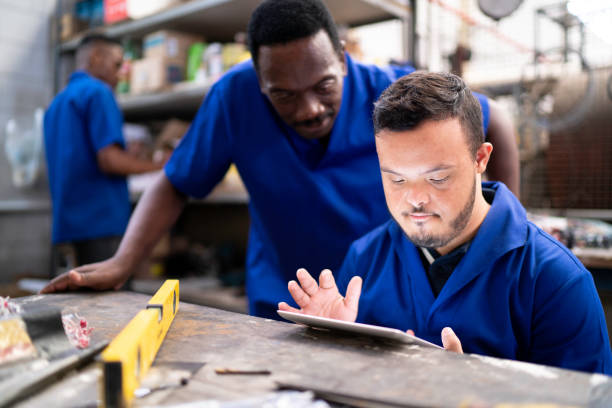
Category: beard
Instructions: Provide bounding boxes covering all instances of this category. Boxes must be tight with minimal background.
[395,177,476,249]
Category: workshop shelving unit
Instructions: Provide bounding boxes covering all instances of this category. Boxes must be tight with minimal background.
[54,0,410,116]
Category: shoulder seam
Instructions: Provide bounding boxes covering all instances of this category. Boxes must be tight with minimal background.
[529,221,586,271]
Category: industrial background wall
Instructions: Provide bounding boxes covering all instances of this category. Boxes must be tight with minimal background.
[0,0,57,281]
[547,67,612,209]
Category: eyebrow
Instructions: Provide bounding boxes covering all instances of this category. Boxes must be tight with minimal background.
[267,75,337,94]
[268,87,293,94]
[380,165,455,177]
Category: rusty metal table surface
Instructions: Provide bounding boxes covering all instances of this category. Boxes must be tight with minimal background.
[11,291,612,408]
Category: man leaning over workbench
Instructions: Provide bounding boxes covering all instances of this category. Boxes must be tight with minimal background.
[280,71,612,374]
[42,0,519,321]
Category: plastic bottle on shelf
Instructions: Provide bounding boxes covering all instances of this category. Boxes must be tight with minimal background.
[116,39,139,94]
[203,43,224,82]
[4,109,44,189]
[222,43,250,71]
[187,42,207,82]
[222,32,251,71]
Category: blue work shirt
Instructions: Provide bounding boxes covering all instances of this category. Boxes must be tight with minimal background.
[165,55,490,318]
[44,71,130,244]
[337,182,612,374]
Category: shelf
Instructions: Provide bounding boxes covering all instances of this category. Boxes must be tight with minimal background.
[59,0,410,117]
[129,171,249,205]
[195,187,249,204]
[130,187,249,205]
[572,247,612,270]
[528,208,612,221]
[0,200,50,213]
[59,0,409,53]
[118,81,211,118]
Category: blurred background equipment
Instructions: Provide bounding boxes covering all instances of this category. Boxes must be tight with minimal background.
[478,0,524,20]
[545,67,611,210]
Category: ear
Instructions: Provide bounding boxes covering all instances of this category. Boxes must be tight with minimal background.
[253,66,267,94]
[339,49,347,76]
[475,142,493,175]
[88,46,102,69]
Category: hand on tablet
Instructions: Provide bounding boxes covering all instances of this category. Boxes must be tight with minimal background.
[441,327,463,353]
[407,328,463,353]
[278,268,362,322]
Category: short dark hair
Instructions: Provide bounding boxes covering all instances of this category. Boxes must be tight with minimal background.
[373,71,484,157]
[77,33,121,50]
[247,0,342,69]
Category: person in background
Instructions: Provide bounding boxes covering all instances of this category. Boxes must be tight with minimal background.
[43,34,164,267]
[42,1,519,319]
[279,71,611,374]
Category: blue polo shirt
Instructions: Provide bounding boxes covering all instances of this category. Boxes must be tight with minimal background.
[337,182,612,374]
[44,71,130,244]
[165,55,490,318]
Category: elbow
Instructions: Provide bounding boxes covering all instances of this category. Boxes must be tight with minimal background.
[97,154,113,174]
[97,146,119,174]
[97,157,112,174]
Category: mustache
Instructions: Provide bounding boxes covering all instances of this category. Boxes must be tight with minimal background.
[401,206,439,217]
[294,111,334,128]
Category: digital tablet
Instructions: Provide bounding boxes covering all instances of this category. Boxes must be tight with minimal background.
[277,310,443,349]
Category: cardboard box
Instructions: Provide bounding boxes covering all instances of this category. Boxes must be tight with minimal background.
[60,13,88,41]
[104,0,128,24]
[130,57,184,94]
[127,0,179,19]
[104,0,181,24]
[143,30,203,62]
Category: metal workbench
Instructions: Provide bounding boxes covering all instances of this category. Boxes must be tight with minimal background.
[12,291,612,407]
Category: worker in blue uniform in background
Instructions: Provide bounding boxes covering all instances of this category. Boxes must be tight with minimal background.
[42,0,519,319]
[44,34,163,266]
[279,71,612,374]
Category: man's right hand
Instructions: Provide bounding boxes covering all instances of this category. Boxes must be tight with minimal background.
[278,268,362,322]
[40,257,130,294]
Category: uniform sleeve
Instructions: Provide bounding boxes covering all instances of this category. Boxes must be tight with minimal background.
[529,252,612,374]
[86,86,125,152]
[164,84,233,198]
[473,92,490,136]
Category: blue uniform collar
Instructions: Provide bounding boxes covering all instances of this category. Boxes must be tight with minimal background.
[69,71,113,92]
[437,182,527,300]
[467,181,528,269]
[70,70,92,82]
[391,181,528,318]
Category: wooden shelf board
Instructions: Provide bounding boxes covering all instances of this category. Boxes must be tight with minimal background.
[117,82,211,117]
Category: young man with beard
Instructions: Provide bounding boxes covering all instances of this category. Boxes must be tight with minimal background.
[42,0,519,320]
[279,71,612,374]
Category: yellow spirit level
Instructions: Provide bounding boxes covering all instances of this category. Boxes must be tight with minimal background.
[100,280,179,408]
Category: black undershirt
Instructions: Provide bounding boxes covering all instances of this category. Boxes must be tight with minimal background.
[418,241,471,297]
[417,187,496,297]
